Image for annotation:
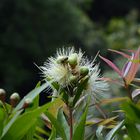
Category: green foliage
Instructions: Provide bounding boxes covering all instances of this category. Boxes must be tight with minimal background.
[2,103,51,140]
[57,109,69,140]
[1,0,140,136]
[121,102,140,140]
[45,111,67,140]
[0,46,140,140]
[0,109,5,137]
[73,105,88,140]
[14,82,47,112]
[0,83,51,140]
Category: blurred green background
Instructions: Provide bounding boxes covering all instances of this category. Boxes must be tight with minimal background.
[0,0,140,97]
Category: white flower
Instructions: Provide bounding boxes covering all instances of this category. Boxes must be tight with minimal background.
[40,47,83,86]
[40,47,109,99]
[84,64,109,100]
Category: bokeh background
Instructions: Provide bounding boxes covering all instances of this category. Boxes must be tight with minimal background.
[0,0,140,98]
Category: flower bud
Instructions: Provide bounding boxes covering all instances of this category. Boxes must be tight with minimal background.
[123,134,129,140]
[10,92,20,107]
[80,66,89,76]
[56,56,68,64]
[68,97,74,107]
[0,89,6,102]
[68,53,78,67]
[69,75,77,84]
[23,98,33,108]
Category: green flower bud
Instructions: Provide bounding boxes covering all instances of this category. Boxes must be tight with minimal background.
[10,92,20,107]
[80,66,89,76]
[68,97,74,107]
[23,98,33,108]
[123,134,129,140]
[68,53,78,67]
[69,75,77,84]
[56,56,68,64]
[0,89,6,102]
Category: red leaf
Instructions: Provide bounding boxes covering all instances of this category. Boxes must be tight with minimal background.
[99,55,122,76]
[122,49,136,53]
[108,49,130,59]
[124,47,140,85]
[122,60,132,77]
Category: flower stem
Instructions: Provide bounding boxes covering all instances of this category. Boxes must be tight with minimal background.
[69,107,73,140]
[123,79,132,101]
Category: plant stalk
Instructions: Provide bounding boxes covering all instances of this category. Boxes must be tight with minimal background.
[123,79,132,101]
[69,107,73,140]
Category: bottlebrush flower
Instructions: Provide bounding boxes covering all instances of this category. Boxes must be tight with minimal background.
[84,65,109,99]
[40,47,108,99]
[40,47,83,86]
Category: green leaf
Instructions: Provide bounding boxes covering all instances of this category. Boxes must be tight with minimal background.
[121,101,140,123]
[34,133,45,140]
[1,101,54,140]
[23,84,40,139]
[105,120,124,140]
[14,83,48,112]
[1,110,23,138]
[48,126,56,140]
[36,126,50,137]
[121,102,140,140]
[57,109,69,140]
[48,98,64,118]
[61,90,69,104]
[125,119,140,140]
[45,111,67,140]
[73,77,89,106]
[72,105,88,140]
[0,108,5,137]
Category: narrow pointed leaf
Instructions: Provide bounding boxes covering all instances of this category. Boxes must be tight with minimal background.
[108,49,130,59]
[73,77,89,106]
[2,102,53,140]
[121,101,140,123]
[48,126,56,140]
[14,83,48,112]
[57,109,69,140]
[96,125,104,140]
[131,89,140,99]
[0,108,5,137]
[122,61,131,77]
[45,111,67,140]
[100,97,129,105]
[99,55,122,76]
[99,116,118,126]
[36,126,50,137]
[48,98,64,118]
[105,120,124,140]
[133,78,140,83]
[125,119,140,140]
[2,110,23,138]
[72,105,88,140]
[124,47,140,85]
